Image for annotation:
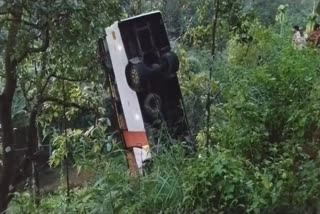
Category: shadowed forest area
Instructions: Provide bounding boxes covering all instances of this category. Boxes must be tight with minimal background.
[1,0,320,213]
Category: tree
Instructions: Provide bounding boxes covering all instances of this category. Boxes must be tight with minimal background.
[0,0,121,212]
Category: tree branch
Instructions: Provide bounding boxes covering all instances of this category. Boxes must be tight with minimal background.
[18,79,33,103]
[51,74,88,82]
[16,22,50,63]
[0,5,8,15]
[29,22,49,53]
[38,74,53,97]
[41,97,93,112]
[1,17,40,29]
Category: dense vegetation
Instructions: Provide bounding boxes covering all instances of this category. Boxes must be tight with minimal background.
[1,0,320,213]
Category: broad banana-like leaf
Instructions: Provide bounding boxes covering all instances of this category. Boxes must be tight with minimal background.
[306,14,317,34]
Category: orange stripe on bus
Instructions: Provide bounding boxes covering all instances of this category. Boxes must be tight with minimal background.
[123,131,149,148]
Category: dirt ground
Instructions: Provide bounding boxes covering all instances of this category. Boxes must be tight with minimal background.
[24,165,96,195]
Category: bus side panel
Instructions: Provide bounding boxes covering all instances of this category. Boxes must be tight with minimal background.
[105,24,145,132]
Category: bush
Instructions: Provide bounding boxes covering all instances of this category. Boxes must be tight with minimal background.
[8,16,320,214]
[202,25,320,212]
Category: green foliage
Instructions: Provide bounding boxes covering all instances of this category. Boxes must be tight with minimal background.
[9,148,185,214]
[49,122,116,169]
[8,192,38,214]
[182,148,252,213]
[214,25,320,154]
[6,2,320,214]
[249,0,315,25]
[201,23,320,212]
[177,47,216,133]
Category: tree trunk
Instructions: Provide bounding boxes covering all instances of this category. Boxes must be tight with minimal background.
[0,7,22,213]
[0,96,16,212]
[205,0,220,147]
[211,0,220,57]
[27,108,40,205]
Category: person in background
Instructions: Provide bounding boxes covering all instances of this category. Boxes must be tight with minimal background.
[292,25,305,49]
[307,23,320,48]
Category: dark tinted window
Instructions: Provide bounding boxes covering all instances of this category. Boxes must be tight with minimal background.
[138,29,153,52]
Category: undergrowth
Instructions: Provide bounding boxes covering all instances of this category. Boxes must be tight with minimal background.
[8,20,320,214]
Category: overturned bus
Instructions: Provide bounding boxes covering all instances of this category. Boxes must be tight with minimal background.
[98,11,194,175]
